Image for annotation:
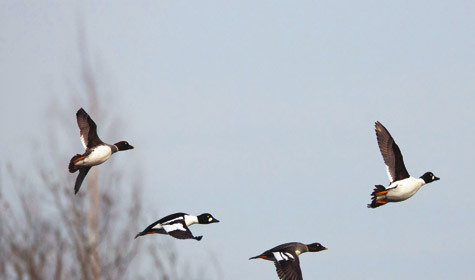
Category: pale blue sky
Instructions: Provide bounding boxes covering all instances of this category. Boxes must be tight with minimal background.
[1,1,475,279]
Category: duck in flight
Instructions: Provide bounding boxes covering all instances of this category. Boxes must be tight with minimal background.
[250,242,327,280]
[135,212,219,241]
[368,121,439,208]
[68,108,134,194]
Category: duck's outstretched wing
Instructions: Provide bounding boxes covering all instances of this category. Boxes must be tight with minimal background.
[375,121,410,182]
[76,108,103,149]
[74,167,91,194]
[163,220,201,240]
[273,252,302,280]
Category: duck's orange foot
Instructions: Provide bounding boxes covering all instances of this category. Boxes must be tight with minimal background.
[375,190,390,196]
[73,156,86,163]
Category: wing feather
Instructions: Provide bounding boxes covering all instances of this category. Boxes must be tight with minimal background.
[375,122,410,182]
[164,221,197,240]
[74,167,91,194]
[140,213,188,233]
[274,256,302,280]
[76,108,103,149]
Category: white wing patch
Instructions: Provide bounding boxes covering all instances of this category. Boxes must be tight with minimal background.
[156,216,188,233]
[80,134,87,149]
[163,223,187,232]
[385,165,394,182]
[273,251,294,261]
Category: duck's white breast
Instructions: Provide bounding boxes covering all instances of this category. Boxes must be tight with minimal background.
[82,145,112,166]
[387,177,425,201]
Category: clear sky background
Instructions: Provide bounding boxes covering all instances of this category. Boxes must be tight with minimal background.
[1,1,475,279]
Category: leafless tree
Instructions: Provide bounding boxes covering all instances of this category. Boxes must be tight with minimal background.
[0,23,214,280]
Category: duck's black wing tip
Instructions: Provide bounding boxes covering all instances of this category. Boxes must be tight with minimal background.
[74,167,91,195]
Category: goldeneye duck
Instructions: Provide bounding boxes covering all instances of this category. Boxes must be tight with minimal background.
[250,242,327,280]
[368,121,440,208]
[135,212,219,241]
[68,108,134,194]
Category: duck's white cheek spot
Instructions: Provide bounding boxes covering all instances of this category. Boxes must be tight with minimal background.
[432,176,435,180]
[208,217,213,222]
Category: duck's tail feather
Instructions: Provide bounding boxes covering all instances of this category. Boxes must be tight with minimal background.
[370,185,386,199]
[249,254,267,260]
[367,185,387,208]
[69,154,83,173]
[134,229,162,239]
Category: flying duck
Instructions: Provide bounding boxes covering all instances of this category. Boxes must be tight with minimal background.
[68,108,134,194]
[135,212,219,241]
[250,242,327,280]
[368,121,440,208]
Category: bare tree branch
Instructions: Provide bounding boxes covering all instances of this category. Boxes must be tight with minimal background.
[0,17,215,280]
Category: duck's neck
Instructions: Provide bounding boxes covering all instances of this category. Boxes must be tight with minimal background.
[111,144,119,154]
[184,215,199,226]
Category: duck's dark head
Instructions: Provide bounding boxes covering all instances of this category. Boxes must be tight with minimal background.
[307,243,328,252]
[114,141,134,151]
[420,172,440,184]
[198,213,219,224]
